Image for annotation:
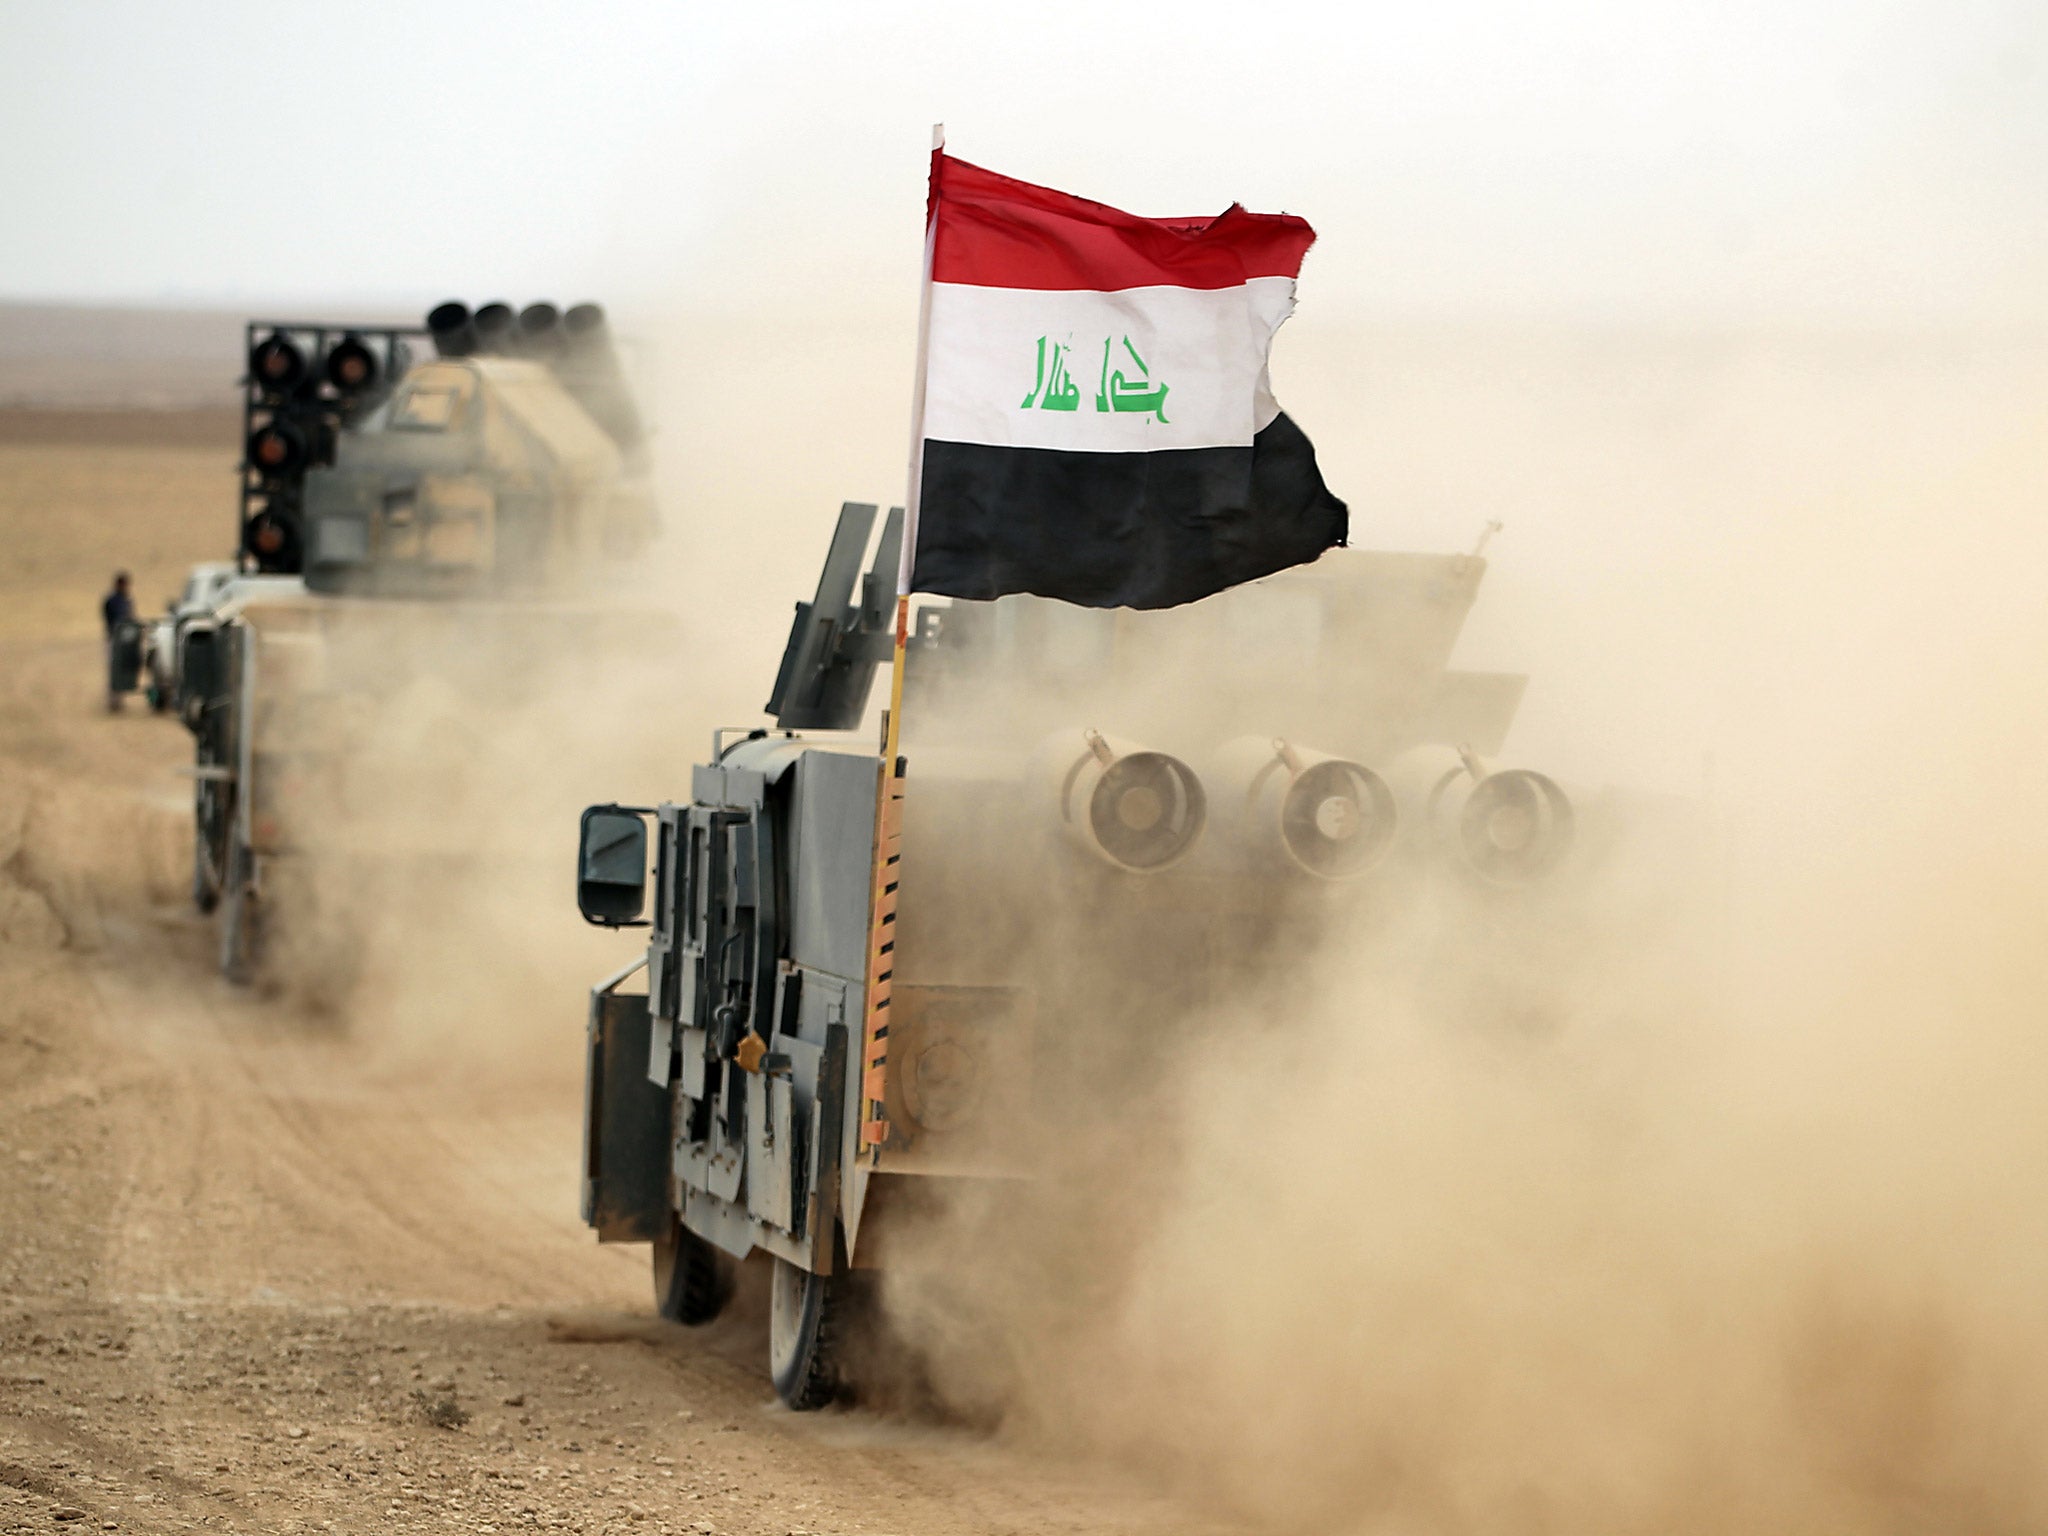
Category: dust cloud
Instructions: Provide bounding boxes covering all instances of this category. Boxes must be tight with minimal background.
[245,580,699,1088]
[193,289,2048,1531]
[802,323,2048,1534]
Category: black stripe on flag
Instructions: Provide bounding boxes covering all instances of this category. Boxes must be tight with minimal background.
[910,412,1348,610]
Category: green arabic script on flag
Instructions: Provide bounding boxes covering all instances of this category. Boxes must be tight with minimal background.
[1020,334,1170,422]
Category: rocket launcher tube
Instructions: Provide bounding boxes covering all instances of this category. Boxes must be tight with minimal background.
[557,303,645,451]
[322,334,380,394]
[1426,752,1576,883]
[1046,729,1206,873]
[516,302,565,356]
[248,331,308,397]
[246,415,310,476]
[1214,736,1397,880]
[471,301,517,354]
[427,301,477,358]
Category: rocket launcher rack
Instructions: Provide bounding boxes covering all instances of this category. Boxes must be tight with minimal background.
[239,319,428,574]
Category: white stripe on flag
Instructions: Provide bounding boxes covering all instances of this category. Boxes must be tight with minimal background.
[923,277,1295,454]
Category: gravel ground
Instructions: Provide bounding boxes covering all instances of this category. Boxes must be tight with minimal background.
[0,413,1224,1536]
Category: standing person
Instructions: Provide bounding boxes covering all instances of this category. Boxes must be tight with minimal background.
[101,571,137,712]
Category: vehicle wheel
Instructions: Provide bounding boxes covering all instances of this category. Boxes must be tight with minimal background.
[768,1255,855,1411]
[217,843,260,984]
[652,1217,734,1326]
[192,810,223,914]
[193,838,217,915]
[193,774,232,915]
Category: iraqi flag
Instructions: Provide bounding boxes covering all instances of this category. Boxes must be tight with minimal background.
[906,153,1348,611]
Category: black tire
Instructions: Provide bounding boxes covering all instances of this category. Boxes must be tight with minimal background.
[768,1255,856,1411]
[192,830,220,915]
[652,1218,734,1326]
[193,768,232,915]
[217,842,259,984]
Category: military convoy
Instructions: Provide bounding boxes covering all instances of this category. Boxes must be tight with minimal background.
[572,501,1576,1409]
[142,301,1575,1408]
[173,302,655,979]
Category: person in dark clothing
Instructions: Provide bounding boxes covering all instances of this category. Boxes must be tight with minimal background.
[101,571,137,712]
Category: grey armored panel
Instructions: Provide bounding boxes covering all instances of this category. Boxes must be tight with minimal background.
[303,469,381,582]
[765,504,906,732]
[766,502,877,726]
[789,749,881,982]
[581,987,670,1242]
[690,761,773,809]
[745,1073,796,1232]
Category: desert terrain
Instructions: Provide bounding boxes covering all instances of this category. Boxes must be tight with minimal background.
[6,314,2048,1536]
[0,410,1222,1536]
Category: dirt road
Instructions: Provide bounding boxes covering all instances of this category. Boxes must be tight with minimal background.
[0,415,1219,1536]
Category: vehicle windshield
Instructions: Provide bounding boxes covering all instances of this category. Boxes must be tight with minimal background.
[394,386,460,429]
[389,363,477,432]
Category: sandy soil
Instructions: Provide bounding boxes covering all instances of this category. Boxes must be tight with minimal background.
[0,413,1220,1536]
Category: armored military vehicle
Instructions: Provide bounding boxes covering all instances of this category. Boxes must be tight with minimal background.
[180,302,656,980]
[572,501,1576,1409]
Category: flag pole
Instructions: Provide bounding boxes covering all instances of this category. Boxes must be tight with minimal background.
[859,122,944,1155]
[883,121,942,769]
[897,121,945,605]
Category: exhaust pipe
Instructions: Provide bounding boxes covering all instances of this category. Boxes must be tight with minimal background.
[1047,729,1206,872]
[427,301,477,358]
[1216,737,1396,880]
[1429,747,1575,883]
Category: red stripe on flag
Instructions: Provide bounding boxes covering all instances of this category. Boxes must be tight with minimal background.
[929,153,1315,293]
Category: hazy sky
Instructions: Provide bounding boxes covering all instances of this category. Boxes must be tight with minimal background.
[4,1,2044,802]
[2,0,2043,324]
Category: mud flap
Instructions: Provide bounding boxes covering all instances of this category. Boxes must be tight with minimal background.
[582,987,669,1241]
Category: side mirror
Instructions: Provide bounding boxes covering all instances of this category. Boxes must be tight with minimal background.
[578,804,650,927]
